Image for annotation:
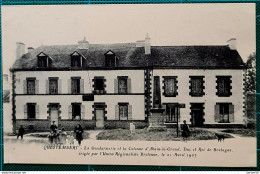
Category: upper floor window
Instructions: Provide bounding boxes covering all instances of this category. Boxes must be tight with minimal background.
[93,77,106,94]
[37,52,52,68]
[163,76,178,97]
[216,76,232,97]
[71,77,81,94]
[105,50,118,67]
[71,51,86,68]
[49,78,58,94]
[189,76,205,97]
[27,78,36,94]
[118,76,127,94]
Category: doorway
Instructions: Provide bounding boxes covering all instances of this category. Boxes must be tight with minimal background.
[96,108,104,128]
[190,103,204,127]
[48,104,60,126]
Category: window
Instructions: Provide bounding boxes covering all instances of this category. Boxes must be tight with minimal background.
[71,78,80,94]
[163,76,178,97]
[119,103,128,120]
[71,57,81,67]
[93,77,105,94]
[27,78,36,94]
[153,76,161,108]
[38,56,48,68]
[165,104,179,122]
[37,53,52,68]
[105,50,118,67]
[216,76,232,97]
[27,103,36,119]
[215,103,234,123]
[49,78,58,94]
[72,103,81,120]
[118,77,127,94]
[189,76,204,97]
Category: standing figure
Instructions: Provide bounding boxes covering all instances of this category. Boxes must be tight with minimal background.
[49,121,58,143]
[67,131,75,145]
[181,120,190,142]
[74,124,84,145]
[59,127,67,144]
[17,125,25,139]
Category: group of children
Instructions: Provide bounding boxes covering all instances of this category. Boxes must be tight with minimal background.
[48,121,83,145]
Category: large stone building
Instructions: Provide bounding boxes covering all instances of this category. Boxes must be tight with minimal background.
[10,35,245,132]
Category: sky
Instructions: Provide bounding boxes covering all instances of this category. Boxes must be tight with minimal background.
[1,3,255,74]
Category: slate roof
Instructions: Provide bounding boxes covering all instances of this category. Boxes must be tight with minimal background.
[11,43,245,70]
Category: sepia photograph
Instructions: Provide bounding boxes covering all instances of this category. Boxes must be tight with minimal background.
[2,3,256,167]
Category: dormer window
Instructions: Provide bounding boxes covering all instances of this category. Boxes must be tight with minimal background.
[37,52,52,68]
[71,51,86,68]
[105,50,118,67]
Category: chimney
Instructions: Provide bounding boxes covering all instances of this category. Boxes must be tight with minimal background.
[16,42,25,59]
[78,36,89,50]
[227,38,236,50]
[27,47,34,53]
[145,33,151,55]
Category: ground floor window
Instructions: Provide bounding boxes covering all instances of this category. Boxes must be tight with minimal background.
[72,103,81,120]
[27,103,36,119]
[119,103,128,120]
[215,103,234,123]
[165,103,179,122]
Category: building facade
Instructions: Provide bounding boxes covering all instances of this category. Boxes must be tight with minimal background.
[10,36,246,132]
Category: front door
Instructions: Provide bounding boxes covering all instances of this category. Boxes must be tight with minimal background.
[50,108,59,126]
[191,110,203,127]
[96,109,104,128]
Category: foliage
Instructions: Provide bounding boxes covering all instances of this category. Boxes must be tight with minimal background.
[245,52,256,93]
[221,129,256,137]
[96,128,233,141]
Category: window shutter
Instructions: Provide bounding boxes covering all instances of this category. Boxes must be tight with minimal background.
[214,104,220,122]
[68,105,72,119]
[23,80,27,94]
[24,105,28,119]
[35,80,39,94]
[58,79,62,94]
[46,80,49,94]
[162,104,167,115]
[80,79,84,93]
[229,104,234,122]
[36,105,40,119]
[177,107,180,122]
[68,79,71,94]
[115,105,119,120]
[128,105,132,120]
[114,79,118,93]
[127,78,131,93]
[81,105,85,120]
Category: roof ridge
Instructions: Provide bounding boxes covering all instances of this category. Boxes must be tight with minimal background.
[152,45,229,47]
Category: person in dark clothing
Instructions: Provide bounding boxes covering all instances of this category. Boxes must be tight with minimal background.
[181,120,190,142]
[17,125,25,139]
[49,121,58,143]
[50,121,58,133]
[74,124,84,145]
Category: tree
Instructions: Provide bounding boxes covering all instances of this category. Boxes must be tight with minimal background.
[244,52,256,129]
[245,52,256,93]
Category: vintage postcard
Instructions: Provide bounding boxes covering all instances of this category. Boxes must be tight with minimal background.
[2,3,256,167]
